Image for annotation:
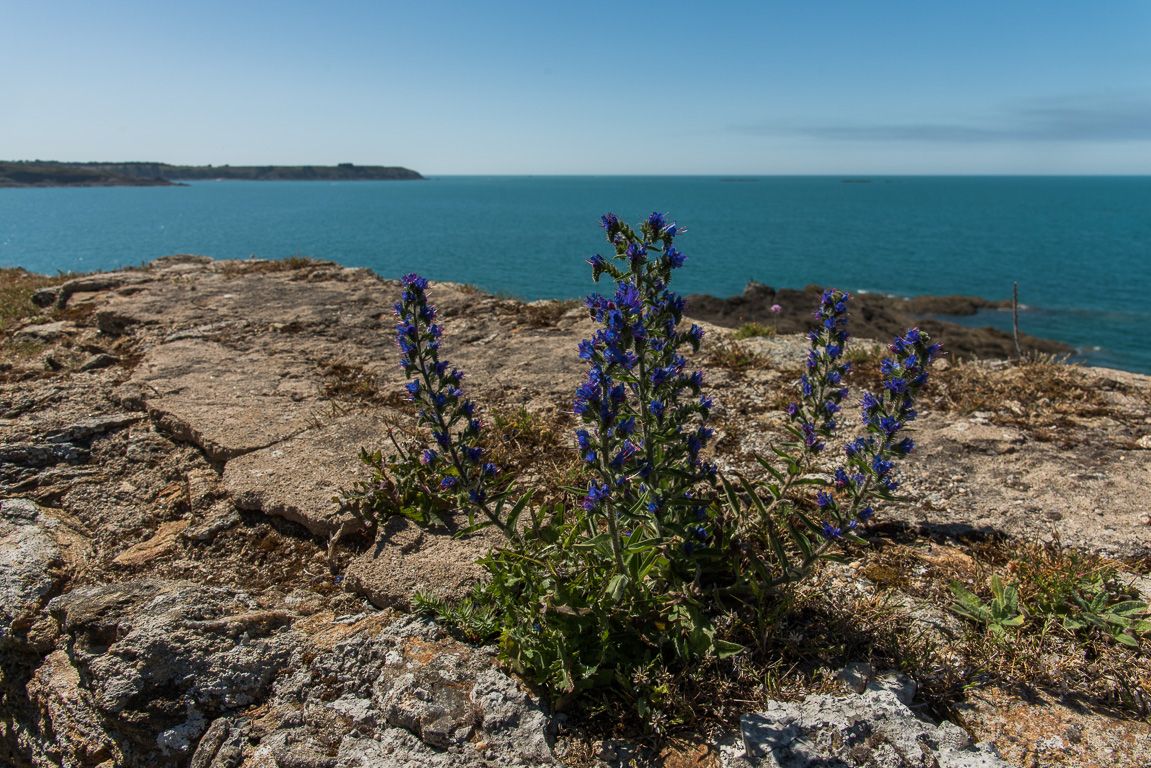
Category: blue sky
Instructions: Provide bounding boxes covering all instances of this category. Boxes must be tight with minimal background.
[3,1,1150,174]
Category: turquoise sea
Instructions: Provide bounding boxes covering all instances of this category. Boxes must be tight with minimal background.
[1,176,1149,373]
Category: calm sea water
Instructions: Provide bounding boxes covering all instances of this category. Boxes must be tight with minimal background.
[1,176,1149,373]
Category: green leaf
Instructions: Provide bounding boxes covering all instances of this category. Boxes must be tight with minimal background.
[1109,600,1149,618]
[738,475,770,519]
[793,477,828,487]
[949,581,992,623]
[754,454,785,482]
[789,522,813,561]
[712,639,744,659]
[721,477,742,514]
[503,490,535,532]
[606,573,630,603]
[768,529,790,571]
[457,519,495,537]
[794,509,824,538]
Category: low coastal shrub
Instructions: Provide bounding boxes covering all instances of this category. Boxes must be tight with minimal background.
[350,212,944,720]
[950,539,1151,647]
[734,321,773,339]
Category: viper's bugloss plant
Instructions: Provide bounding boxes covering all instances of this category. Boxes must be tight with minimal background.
[345,274,535,542]
[811,327,943,541]
[364,214,942,720]
[574,213,717,570]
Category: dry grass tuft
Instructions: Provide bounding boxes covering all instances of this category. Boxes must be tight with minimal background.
[483,403,585,504]
[517,299,583,328]
[0,268,75,333]
[706,342,770,373]
[218,255,331,277]
[734,322,774,339]
[933,356,1104,417]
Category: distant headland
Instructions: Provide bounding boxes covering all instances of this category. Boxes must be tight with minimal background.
[0,161,425,187]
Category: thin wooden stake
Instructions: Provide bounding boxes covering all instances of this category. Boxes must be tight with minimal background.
[1012,282,1023,359]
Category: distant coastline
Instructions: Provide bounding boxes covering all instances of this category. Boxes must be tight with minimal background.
[0,161,424,188]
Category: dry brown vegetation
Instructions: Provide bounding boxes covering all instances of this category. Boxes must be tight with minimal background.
[217,254,331,277]
[0,267,74,332]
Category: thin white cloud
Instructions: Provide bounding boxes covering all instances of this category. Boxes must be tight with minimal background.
[740,94,1151,143]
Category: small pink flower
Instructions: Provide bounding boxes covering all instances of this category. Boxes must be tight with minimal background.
[770,304,782,314]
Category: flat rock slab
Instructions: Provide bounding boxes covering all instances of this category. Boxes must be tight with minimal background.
[119,339,328,460]
[346,515,506,609]
[898,411,1151,558]
[91,265,388,332]
[223,409,401,537]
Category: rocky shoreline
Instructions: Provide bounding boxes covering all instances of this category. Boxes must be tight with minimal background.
[685,281,1072,362]
[1,256,1149,767]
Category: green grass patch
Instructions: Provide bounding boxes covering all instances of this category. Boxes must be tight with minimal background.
[734,322,774,339]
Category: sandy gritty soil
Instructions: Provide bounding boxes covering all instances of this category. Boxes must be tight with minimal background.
[2,255,1150,767]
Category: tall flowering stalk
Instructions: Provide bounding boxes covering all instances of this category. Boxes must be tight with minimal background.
[393,273,523,541]
[785,289,854,456]
[814,328,943,540]
[576,213,717,575]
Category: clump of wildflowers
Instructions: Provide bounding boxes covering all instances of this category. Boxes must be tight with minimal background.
[719,290,942,612]
[369,213,943,721]
[812,327,943,539]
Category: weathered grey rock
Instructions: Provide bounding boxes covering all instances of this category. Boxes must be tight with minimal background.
[837,661,872,694]
[0,499,64,651]
[234,612,554,766]
[42,412,141,442]
[31,272,150,309]
[188,715,246,768]
[182,502,242,542]
[25,648,118,767]
[77,353,119,371]
[222,409,397,537]
[0,441,85,468]
[38,579,300,767]
[13,320,71,341]
[865,671,917,707]
[732,689,1008,768]
[119,339,329,460]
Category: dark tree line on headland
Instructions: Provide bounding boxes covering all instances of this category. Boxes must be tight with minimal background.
[0,160,424,187]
